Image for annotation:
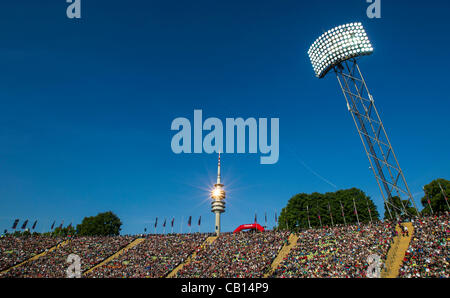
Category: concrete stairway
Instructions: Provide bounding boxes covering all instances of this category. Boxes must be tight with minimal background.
[381,222,414,278]
[264,233,299,278]
[166,236,217,278]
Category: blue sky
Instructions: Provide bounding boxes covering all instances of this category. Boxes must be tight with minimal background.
[0,0,449,234]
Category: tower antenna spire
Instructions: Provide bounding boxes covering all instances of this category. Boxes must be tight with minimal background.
[217,151,221,184]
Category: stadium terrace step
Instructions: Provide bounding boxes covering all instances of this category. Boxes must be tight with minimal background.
[264,233,298,278]
[83,238,146,276]
[381,222,414,278]
[166,236,217,278]
[0,239,70,276]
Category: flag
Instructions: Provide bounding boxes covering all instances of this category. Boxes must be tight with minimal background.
[198,216,201,226]
[171,217,174,228]
[154,217,158,228]
[51,221,55,230]
[144,228,147,233]
[12,219,19,229]
[3,229,6,234]
[264,212,267,226]
[188,216,192,227]
[21,220,29,230]
[254,213,257,223]
[163,218,166,227]
[275,212,277,223]
[32,220,37,230]
[59,221,64,229]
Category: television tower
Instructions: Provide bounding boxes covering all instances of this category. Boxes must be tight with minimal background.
[307,22,419,218]
[211,153,226,236]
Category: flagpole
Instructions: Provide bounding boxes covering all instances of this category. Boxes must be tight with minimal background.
[274,210,277,230]
[317,203,322,228]
[181,216,183,234]
[340,201,347,226]
[366,197,373,223]
[438,182,450,211]
[306,205,311,229]
[328,202,334,227]
[353,198,360,226]
[426,193,434,215]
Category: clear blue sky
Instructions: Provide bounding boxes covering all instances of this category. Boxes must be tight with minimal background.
[0,0,449,234]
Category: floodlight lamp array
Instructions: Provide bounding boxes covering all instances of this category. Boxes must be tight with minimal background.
[308,22,373,78]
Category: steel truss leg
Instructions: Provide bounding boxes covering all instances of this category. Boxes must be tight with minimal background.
[334,59,419,218]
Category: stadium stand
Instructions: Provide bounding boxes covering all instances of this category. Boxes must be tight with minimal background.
[86,233,208,278]
[0,215,448,278]
[175,231,290,278]
[0,236,62,272]
[271,222,395,278]
[398,213,449,278]
[1,236,135,277]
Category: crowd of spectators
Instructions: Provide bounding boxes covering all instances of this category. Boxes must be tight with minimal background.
[87,233,208,278]
[271,222,394,278]
[175,231,290,278]
[1,216,448,278]
[399,213,449,278]
[1,236,135,277]
[0,235,62,272]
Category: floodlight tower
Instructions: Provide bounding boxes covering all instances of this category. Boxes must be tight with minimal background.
[307,22,419,218]
[211,153,226,236]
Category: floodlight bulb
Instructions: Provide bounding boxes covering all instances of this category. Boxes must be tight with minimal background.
[308,22,373,78]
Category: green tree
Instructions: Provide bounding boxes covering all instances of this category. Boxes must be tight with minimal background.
[53,226,76,237]
[421,178,450,215]
[278,188,379,231]
[76,211,122,236]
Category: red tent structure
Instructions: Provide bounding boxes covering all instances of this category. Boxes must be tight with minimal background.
[233,223,265,233]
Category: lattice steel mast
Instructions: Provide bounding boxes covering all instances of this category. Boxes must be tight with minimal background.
[308,23,419,218]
